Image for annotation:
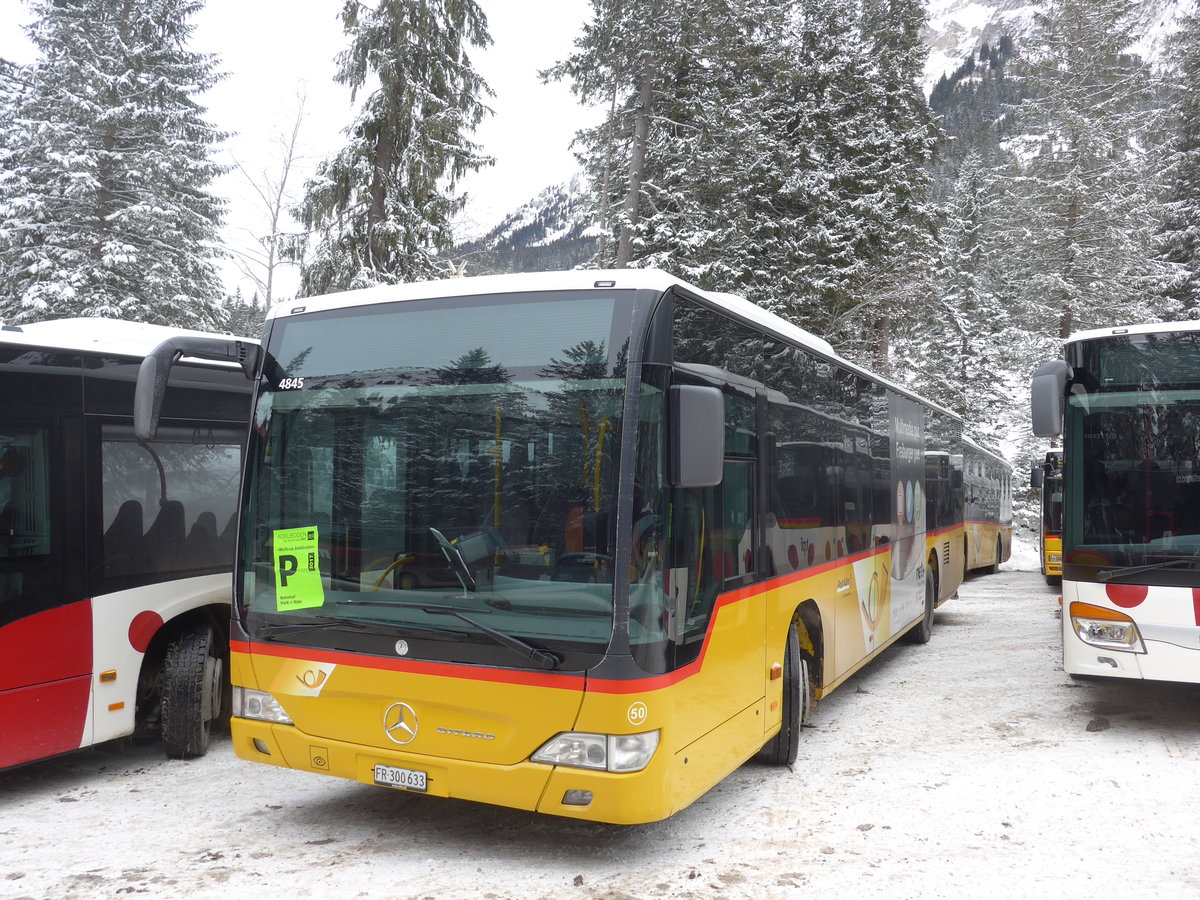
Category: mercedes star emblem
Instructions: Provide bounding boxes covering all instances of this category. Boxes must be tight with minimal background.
[383,701,419,745]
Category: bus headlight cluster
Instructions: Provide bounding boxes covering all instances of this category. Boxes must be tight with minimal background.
[1069,602,1146,653]
[232,686,294,724]
[532,731,659,773]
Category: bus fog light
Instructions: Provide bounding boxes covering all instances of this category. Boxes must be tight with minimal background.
[532,730,660,773]
[1069,603,1145,653]
[562,789,593,806]
[232,686,294,724]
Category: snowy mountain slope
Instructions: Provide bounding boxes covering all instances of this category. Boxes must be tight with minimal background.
[451,176,597,276]
[923,0,1198,88]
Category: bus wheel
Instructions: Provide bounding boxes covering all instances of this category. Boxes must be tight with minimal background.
[161,622,223,760]
[991,538,1003,575]
[759,623,810,766]
[907,567,936,645]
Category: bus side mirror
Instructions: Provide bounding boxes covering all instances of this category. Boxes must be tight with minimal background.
[1030,360,1070,438]
[1031,464,1044,489]
[671,385,724,488]
[135,337,260,441]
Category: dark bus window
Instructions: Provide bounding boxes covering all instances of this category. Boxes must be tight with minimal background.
[101,424,244,578]
[0,429,52,604]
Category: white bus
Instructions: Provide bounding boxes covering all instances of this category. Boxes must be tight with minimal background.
[1032,321,1200,681]
[0,318,252,769]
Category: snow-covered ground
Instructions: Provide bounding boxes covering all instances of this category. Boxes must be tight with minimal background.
[5,545,1200,900]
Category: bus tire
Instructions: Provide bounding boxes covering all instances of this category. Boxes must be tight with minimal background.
[161,622,223,760]
[906,566,936,645]
[759,623,809,766]
[991,538,1003,575]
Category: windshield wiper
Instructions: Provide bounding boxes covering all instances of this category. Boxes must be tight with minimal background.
[1097,558,1200,581]
[351,599,560,670]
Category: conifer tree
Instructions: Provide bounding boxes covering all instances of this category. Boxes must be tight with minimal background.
[543,0,683,267]
[1158,12,1200,316]
[0,0,226,328]
[294,0,492,295]
[999,0,1172,338]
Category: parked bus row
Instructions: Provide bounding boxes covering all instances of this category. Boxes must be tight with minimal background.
[131,269,1012,824]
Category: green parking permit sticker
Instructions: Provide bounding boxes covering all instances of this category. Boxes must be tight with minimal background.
[274,526,324,611]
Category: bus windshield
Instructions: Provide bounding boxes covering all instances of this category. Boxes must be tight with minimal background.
[238,290,638,668]
[1065,332,1200,584]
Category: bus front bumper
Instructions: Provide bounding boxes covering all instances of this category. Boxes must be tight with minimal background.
[231,717,676,825]
[1063,622,1200,681]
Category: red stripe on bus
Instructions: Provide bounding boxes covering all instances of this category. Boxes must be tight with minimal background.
[1193,588,1200,627]
[237,544,895,694]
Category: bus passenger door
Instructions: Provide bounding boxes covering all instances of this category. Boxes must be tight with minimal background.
[666,386,763,757]
[0,417,90,769]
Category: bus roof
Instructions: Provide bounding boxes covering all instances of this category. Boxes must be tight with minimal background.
[963,434,1012,471]
[0,318,253,359]
[266,269,840,357]
[1068,320,1200,345]
[266,268,962,423]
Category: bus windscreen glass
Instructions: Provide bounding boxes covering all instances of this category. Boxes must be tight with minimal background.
[1065,332,1200,584]
[238,291,638,668]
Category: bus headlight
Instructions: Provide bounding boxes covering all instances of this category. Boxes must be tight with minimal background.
[232,686,294,724]
[1069,602,1146,653]
[532,730,659,773]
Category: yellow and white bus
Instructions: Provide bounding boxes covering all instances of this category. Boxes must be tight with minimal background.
[963,438,1013,574]
[137,270,971,824]
[1033,321,1200,682]
[1031,450,1063,584]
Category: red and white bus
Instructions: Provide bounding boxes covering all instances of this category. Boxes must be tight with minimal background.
[1032,321,1200,681]
[1,318,252,769]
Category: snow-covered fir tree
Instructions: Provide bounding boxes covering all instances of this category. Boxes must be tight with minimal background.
[826,0,940,371]
[998,0,1172,339]
[551,0,939,373]
[543,0,686,267]
[293,0,492,295]
[899,152,1008,426]
[1157,11,1200,316]
[0,0,226,328]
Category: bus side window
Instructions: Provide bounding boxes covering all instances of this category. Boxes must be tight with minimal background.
[0,432,53,604]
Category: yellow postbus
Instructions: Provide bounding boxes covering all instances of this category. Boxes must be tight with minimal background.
[1031,450,1063,584]
[136,270,969,824]
[963,438,1013,574]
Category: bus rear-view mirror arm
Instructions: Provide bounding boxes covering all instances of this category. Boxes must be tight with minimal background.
[671,384,724,488]
[1030,359,1072,438]
[135,336,261,441]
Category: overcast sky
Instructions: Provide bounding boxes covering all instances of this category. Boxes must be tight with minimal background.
[0,1,598,298]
